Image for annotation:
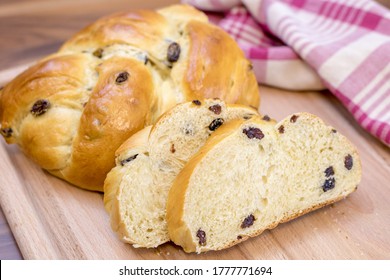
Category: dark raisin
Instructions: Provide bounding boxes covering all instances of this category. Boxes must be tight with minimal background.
[184,128,192,135]
[243,127,264,140]
[192,100,201,106]
[237,235,243,240]
[1,127,13,138]
[290,115,299,123]
[278,125,285,134]
[120,154,138,166]
[31,99,50,116]
[92,48,103,58]
[167,42,181,63]
[170,143,176,153]
[115,72,129,84]
[322,177,336,192]
[344,154,353,170]
[208,118,224,131]
[324,166,334,177]
[332,129,337,133]
[241,214,255,228]
[209,104,222,115]
[262,115,271,121]
[196,229,206,246]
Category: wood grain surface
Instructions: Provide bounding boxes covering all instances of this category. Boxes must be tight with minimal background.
[0,0,390,260]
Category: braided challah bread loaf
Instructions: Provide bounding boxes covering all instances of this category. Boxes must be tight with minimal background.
[104,99,259,248]
[0,4,259,191]
[167,113,361,253]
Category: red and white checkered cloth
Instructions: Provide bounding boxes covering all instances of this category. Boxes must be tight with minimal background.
[183,0,390,146]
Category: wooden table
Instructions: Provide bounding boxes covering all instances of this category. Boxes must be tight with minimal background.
[0,0,389,260]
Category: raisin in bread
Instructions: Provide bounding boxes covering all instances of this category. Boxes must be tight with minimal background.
[103,99,259,248]
[167,113,361,253]
[0,4,259,191]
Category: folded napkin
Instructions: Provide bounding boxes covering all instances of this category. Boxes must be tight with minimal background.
[183,0,390,146]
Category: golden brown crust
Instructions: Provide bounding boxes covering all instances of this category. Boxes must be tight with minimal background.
[0,54,87,142]
[54,58,154,190]
[61,10,168,53]
[182,21,259,106]
[0,4,260,191]
[0,54,89,170]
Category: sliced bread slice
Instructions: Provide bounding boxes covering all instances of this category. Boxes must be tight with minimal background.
[166,113,361,253]
[103,99,259,248]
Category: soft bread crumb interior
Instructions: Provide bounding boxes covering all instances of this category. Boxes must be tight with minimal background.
[118,154,167,247]
[172,113,361,253]
[183,122,276,251]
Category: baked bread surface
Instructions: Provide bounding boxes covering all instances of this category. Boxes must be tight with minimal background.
[0,4,259,191]
[103,99,259,248]
[166,113,361,253]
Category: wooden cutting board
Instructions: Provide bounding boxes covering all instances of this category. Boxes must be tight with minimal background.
[1,63,389,260]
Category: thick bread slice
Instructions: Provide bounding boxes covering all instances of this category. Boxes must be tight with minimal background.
[103,99,259,248]
[166,113,362,253]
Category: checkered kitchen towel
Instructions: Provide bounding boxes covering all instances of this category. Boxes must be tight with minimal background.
[183,0,390,146]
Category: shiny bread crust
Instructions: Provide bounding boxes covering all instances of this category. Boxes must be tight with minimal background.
[0,4,259,191]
